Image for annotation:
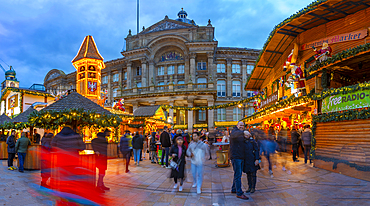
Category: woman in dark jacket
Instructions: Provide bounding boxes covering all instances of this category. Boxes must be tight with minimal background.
[243,131,260,194]
[132,132,143,166]
[41,133,53,187]
[150,132,158,163]
[170,136,187,192]
[6,130,16,170]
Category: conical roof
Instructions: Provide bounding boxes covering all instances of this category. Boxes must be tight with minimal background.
[72,35,103,63]
[0,114,11,124]
[11,107,36,123]
[42,91,111,115]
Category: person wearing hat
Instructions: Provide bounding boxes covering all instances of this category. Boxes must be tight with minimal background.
[15,130,31,173]
[92,130,109,191]
[160,126,171,168]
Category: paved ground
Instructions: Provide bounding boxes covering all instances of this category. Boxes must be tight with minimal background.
[1,150,370,206]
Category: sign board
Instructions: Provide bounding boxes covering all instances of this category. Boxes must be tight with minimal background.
[322,90,370,113]
[301,29,368,50]
[260,91,278,108]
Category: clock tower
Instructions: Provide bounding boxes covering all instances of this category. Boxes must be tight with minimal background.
[72,35,105,101]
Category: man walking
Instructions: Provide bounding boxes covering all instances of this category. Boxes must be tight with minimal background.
[186,132,208,194]
[120,131,131,173]
[302,125,312,164]
[15,131,31,173]
[6,130,17,170]
[291,126,300,162]
[132,132,143,166]
[230,121,249,200]
[160,126,171,168]
[92,131,109,192]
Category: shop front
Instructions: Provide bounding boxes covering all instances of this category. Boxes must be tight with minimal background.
[244,0,370,181]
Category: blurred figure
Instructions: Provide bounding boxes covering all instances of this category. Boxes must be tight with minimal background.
[6,130,17,171]
[186,132,207,194]
[243,131,260,194]
[15,131,31,173]
[182,130,190,149]
[92,131,109,192]
[291,126,300,162]
[230,121,249,200]
[302,125,312,164]
[132,132,143,166]
[170,136,187,192]
[160,126,171,168]
[150,132,158,164]
[33,129,41,144]
[263,135,277,176]
[222,131,229,143]
[120,131,131,173]
[0,131,5,141]
[170,129,176,143]
[143,133,148,160]
[41,133,53,187]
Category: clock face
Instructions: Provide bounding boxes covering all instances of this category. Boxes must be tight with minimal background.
[10,82,15,87]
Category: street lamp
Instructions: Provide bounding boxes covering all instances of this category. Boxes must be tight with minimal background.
[238,103,248,118]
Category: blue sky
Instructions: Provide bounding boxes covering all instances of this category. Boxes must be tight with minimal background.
[0,0,312,87]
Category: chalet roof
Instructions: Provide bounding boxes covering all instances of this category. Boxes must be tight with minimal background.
[72,35,103,63]
[0,114,11,124]
[41,91,111,115]
[11,107,36,123]
[133,105,161,117]
[245,0,370,90]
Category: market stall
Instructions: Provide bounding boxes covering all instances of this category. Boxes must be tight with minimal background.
[0,114,11,159]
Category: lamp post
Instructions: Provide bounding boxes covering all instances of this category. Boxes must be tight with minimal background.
[238,102,248,118]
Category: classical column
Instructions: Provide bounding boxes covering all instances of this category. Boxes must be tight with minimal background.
[148,60,155,86]
[187,100,194,132]
[207,100,215,132]
[242,59,247,97]
[190,53,196,83]
[169,101,174,124]
[164,64,168,85]
[184,55,190,83]
[127,62,132,89]
[141,59,148,88]
[226,58,232,97]
[207,52,215,80]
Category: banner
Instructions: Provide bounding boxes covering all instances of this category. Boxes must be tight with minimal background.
[301,29,368,50]
[260,91,278,108]
[321,90,370,113]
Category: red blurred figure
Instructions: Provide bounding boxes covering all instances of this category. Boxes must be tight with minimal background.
[41,132,53,187]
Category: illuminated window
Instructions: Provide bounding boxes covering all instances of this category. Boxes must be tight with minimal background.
[232,64,241,73]
[217,108,226,121]
[232,81,241,97]
[217,64,225,73]
[158,66,164,75]
[167,65,174,75]
[177,65,184,74]
[197,61,207,70]
[217,80,226,97]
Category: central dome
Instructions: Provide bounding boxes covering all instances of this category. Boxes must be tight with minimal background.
[176,8,196,25]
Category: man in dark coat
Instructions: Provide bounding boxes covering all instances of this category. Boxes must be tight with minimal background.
[301,125,312,164]
[6,130,17,170]
[33,129,41,144]
[160,126,171,168]
[132,132,143,166]
[230,121,249,200]
[291,127,300,162]
[92,131,109,191]
[243,131,260,194]
[120,131,131,173]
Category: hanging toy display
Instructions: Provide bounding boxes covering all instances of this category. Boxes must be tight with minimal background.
[55,90,68,101]
[113,98,125,112]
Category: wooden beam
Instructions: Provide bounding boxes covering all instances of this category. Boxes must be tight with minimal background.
[277,31,297,37]
[265,50,283,55]
[308,13,330,22]
[286,24,307,31]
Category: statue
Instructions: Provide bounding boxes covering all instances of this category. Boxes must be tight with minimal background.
[313,42,332,63]
[285,76,299,97]
[291,64,305,93]
[283,44,298,71]
[113,98,125,112]
[97,90,108,107]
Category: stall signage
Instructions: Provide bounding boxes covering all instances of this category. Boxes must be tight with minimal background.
[322,90,370,113]
[260,91,278,108]
[301,29,368,50]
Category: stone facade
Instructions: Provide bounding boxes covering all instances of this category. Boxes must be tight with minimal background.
[44,9,259,131]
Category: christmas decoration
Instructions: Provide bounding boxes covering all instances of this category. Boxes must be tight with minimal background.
[113,98,125,112]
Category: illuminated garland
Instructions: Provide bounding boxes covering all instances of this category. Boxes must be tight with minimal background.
[307,43,370,75]
[162,96,255,111]
[173,125,188,129]
[311,81,370,100]
[193,124,208,128]
[128,123,145,128]
[0,87,53,101]
[245,0,328,90]
[214,121,238,127]
[0,121,27,130]
[27,108,122,130]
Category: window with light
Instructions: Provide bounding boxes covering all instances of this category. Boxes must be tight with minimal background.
[232,81,241,97]
[232,64,241,73]
[197,62,207,70]
[158,66,164,75]
[124,72,127,80]
[177,65,185,74]
[167,65,175,75]
[217,108,226,121]
[217,80,226,97]
[217,64,225,73]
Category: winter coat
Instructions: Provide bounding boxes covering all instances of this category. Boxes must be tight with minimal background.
[160,131,171,147]
[119,134,130,153]
[6,135,16,153]
[186,140,207,165]
[150,136,157,151]
[301,128,312,146]
[229,127,245,160]
[132,134,143,149]
[41,135,52,176]
[92,133,108,171]
[262,139,277,155]
[34,133,41,144]
[243,138,260,173]
[15,136,31,153]
[291,130,300,145]
[51,127,85,152]
[170,144,187,179]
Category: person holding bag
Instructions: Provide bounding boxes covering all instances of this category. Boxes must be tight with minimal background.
[6,130,17,170]
[170,136,187,192]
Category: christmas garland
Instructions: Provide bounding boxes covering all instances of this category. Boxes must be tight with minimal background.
[193,124,208,128]
[0,121,28,130]
[0,87,53,101]
[307,43,370,75]
[173,125,188,130]
[162,96,255,111]
[245,0,328,90]
[311,81,370,100]
[27,108,122,130]
[128,123,145,128]
[214,121,238,127]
